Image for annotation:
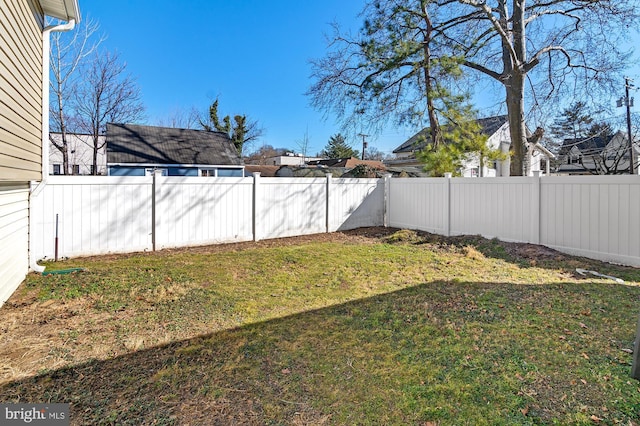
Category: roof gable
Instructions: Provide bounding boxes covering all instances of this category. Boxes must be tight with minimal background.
[393,115,509,154]
[106,123,243,166]
[307,157,385,168]
[558,132,621,157]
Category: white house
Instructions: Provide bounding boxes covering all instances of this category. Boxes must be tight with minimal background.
[49,133,107,175]
[556,131,640,175]
[389,115,554,177]
[263,153,324,166]
[0,0,80,305]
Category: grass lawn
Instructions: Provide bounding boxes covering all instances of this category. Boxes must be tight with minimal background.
[1,227,640,425]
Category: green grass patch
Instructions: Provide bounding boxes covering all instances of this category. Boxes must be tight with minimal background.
[3,229,640,425]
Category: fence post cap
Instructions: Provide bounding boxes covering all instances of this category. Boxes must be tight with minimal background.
[444,172,453,179]
[252,172,261,178]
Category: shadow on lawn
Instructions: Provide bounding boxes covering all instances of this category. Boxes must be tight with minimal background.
[2,279,640,425]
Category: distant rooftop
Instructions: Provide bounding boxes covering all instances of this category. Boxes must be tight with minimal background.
[393,115,509,154]
[106,123,243,166]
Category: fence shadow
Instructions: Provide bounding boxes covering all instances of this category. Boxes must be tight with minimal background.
[1,279,638,424]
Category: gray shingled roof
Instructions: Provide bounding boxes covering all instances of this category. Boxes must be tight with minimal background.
[393,115,509,154]
[557,134,612,157]
[106,123,243,166]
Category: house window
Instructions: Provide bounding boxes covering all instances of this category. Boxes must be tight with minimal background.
[201,169,216,177]
[52,164,61,175]
[72,165,80,175]
[217,168,244,177]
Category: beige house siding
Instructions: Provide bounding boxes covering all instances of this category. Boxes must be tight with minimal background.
[0,0,44,182]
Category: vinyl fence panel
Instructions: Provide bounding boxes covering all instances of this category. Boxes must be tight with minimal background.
[449,177,535,243]
[329,178,384,231]
[388,178,449,235]
[255,177,327,240]
[154,176,254,249]
[540,175,640,266]
[28,174,640,268]
[31,176,153,259]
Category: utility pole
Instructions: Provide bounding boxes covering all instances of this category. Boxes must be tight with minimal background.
[618,77,635,174]
[358,133,368,160]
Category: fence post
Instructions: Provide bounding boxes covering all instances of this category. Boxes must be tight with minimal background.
[531,171,541,245]
[384,174,392,228]
[325,173,332,233]
[632,314,640,379]
[253,172,261,241]
[444,173,452,236]
[152,171,158,251]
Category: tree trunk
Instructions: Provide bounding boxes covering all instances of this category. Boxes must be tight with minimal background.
[503,0,527,176]
[92,133,99,175]
[62,144,69,175]
[421,1,442,148]
[505,74,527,176]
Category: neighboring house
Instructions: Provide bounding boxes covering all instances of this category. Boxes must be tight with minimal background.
[556,131,639,175]
[106,123,245,177]
[244,165,281,177]
[0,0,80,305]
[49,133,107,175]
[307,157,385,170]
[388,115,554,176]
[262,153,323,166]
[244,158,387,178]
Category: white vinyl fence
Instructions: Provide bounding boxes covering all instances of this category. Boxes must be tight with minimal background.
[30,174,640,267]
[388,175,640,267]
[30,174,384,260]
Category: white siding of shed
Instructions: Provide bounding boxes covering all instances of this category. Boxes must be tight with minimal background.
[0,184,29,305]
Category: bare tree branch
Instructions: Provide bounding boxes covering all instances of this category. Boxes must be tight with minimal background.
[75,50,145,175]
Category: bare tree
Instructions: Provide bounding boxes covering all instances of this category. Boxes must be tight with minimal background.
[156,106,200,129]
[447,0,639,175]
[75,51,145,174]
[244,145,288,164]
[49,17,104,174]
[295,128,312,160]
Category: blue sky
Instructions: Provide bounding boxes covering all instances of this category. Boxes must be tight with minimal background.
[77,1,639,156]
[78,0,413,156]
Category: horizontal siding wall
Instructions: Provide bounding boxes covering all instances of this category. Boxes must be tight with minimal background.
[0,0,43,182]
[0,184,29,304]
